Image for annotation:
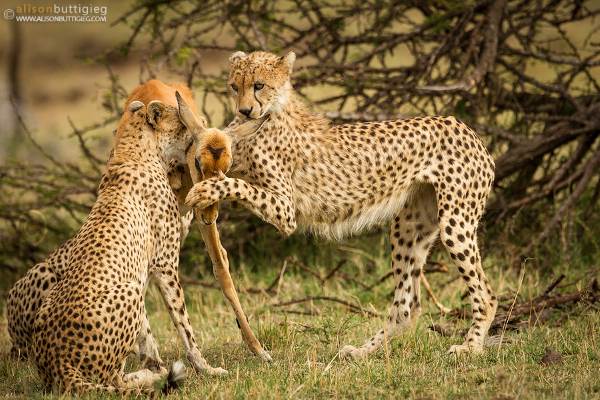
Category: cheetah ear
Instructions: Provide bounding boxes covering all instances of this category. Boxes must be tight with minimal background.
[147,100,166,129]
[279,51,296,74]
[229,51,247,65]
[128,100,144,113]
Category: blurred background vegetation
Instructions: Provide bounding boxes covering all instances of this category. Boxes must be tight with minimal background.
[0,0,599,297]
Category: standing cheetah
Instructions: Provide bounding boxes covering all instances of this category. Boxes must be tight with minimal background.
[186,50,497,359]
[23,96,232,395]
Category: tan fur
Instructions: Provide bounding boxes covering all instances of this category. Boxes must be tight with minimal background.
[226,51,296,119]
[198,129,233,176]
[186,50,498,359]
[193,129,233,224]
[176,94,272,362]
[126,79,201,220]
[124,79,200,123]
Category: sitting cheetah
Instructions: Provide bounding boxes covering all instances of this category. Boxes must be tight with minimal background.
[6,81,202,373]
[23,96,232,395]
[186,50,498,359]
[8,80,270,379]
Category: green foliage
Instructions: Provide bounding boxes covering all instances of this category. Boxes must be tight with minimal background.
[175,46,194,66]
[424,13,452,34]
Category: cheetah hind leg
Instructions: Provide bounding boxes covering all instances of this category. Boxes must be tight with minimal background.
[437,200,497,355]
[341,190,439,360]
[7,262,58,359]
[134,307,167,373]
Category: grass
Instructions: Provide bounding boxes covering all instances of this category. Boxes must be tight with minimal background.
[0,248,598,400]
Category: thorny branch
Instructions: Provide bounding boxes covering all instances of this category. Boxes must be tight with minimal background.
[2,0,600,274]
[112,0,600,263]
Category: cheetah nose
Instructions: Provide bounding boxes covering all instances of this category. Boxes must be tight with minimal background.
[239,107,252,117]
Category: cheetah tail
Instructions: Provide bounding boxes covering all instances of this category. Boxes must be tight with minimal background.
[161,360,187,395]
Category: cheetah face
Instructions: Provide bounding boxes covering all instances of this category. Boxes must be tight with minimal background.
[147,98,195,166]
[228,51,296,119]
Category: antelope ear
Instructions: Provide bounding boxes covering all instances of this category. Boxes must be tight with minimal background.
[128,100,144,113]
[279,51,296,74]
[147,100,166,129]
[229,51,247,65]
[176,91,206,134]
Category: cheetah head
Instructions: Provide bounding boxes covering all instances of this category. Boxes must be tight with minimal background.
[144,93,201,166]
[228,50,296,119]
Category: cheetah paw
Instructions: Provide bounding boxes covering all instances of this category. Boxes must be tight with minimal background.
[185,178,224,209]
[143,358,167,374]
[447,344,484,355]
[339,345,369,360]
[157,365,169,375]
[187,351,229,376]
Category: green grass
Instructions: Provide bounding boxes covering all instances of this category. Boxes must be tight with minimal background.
[0,252,598,399]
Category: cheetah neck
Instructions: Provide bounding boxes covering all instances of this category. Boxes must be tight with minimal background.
[266,90,333,150]
[109,126,164,170]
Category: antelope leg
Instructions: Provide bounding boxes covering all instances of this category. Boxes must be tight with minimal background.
[198,219,272,362]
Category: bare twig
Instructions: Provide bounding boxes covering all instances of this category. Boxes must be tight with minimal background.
[421,272,452,314]
[323,259,348,282]
[542,274,566,297]
[271,296,380,317]
[266,258,289,295]
[491,278,599,331]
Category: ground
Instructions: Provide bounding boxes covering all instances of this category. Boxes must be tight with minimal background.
[0,248,598,399]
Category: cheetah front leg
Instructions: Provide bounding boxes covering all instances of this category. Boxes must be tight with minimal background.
[134,308,166,373]
[185,176,297,236]
[152,267,228,376]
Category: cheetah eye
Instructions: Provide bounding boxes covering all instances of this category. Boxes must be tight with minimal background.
[230,83,238,92]
[254,82,264,91]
